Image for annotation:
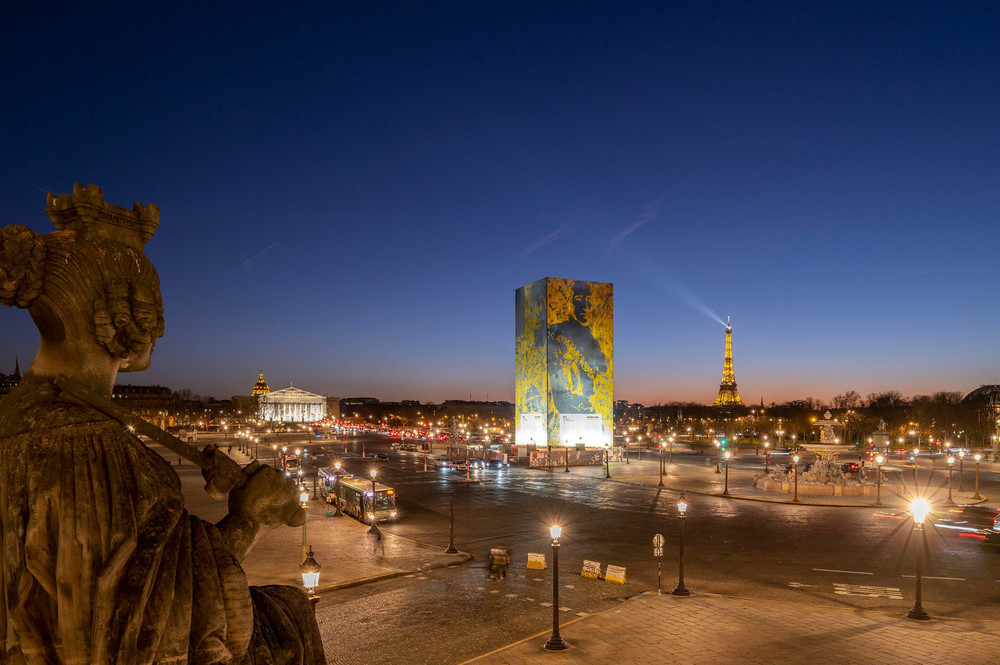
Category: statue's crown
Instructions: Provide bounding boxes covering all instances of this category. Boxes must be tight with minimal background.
[46,183,158,250]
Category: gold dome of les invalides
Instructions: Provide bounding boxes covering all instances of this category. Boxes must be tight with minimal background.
[251,371,270,396]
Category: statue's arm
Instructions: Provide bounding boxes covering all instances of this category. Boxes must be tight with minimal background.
[211,462,305,563]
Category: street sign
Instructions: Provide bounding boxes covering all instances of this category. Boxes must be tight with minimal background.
[653,533,664,548]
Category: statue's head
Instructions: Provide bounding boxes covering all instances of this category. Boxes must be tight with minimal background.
[0,184,164,372]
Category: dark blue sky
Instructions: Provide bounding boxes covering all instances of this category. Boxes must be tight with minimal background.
[2,2,998,404]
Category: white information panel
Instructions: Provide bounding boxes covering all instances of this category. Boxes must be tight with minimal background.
[518,413,547,447]
[558,414,610,448]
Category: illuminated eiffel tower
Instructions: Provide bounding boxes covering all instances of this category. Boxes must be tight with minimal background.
[714,317,743,407]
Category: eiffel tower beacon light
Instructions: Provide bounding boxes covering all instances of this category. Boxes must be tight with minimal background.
[714,317,743,407]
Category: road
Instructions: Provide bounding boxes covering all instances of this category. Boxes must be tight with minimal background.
[263,431,997,665]
[206,429,1000,664]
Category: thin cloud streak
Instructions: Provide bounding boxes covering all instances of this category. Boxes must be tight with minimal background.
[519,224,570,256]
[609,199,662,250]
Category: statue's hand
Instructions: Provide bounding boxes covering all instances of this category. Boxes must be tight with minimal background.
[227,463,306,528]
[201,445,250,499]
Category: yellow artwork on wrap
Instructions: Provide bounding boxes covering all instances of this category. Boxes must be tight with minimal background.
[515,277,613,451]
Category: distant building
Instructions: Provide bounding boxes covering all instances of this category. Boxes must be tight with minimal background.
[259,384,326,423]
[0,358,21,400]
[112,384,173,423]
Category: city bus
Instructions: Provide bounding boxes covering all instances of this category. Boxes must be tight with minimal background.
[319,470,398,523]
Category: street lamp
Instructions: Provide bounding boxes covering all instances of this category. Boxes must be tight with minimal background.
[723,450,732,496]
[792,454,800,503]
[875,454,884,506]
[958,450,966,491]
[658,441,666,488]
[764,441,771,473]
[331,461,342,516]
[671,493,690,596]
[299,546,321,602]
[298,487,310,561]
[973,453,984,501]
[714,440,722,473]
[543,525,569,651]
[905,498,931,621]
[946,456,955,505]
[603,442,611,479]
[368,469,381,536]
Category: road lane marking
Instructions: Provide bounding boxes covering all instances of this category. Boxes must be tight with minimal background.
[489,590,500,594]
[540,602,552,607]
[505,594,518,598]
[559,607,571,612]
[833,583,903,599]
[813,568,873,575]
[900,575,965,581]
[787,582,815,588]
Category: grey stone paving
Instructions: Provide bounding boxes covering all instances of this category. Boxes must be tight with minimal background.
[464,592,1000,665]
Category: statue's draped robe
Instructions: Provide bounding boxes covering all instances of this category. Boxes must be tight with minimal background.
[0,377,325,664]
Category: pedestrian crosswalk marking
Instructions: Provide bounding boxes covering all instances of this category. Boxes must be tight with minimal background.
[787,582,814,588]
[833,583,903,599]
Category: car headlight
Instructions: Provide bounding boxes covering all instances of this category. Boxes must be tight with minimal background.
[391,511,397,518]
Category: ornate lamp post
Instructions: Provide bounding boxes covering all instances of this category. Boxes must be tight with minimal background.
[444,490,458,554]
[723,450,732,496]
[298,487,310,561]
[764,441,771,473]
[792,454,800,503]
[913,446,920,484]
[905,498,931,620]
[543,525,569,651]
[368,469,380,536]
[714,440,722,473]
[332,461,342,516]
[603,442,611,479]
[299,546,321,605]
[658,442,666,488]
[973,453,984,500]
[946,456,955,505]
[875,454,884,506]
[958,450,966,491]
[272,443,278,466]
[624,436,630,464]
[671,492,690,596]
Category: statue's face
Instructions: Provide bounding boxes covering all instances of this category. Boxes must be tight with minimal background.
[119,337,155,372]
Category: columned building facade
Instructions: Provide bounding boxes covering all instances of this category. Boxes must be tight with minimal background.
[258,385,326,423]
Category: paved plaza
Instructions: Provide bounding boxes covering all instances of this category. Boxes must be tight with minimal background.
[164,440,1000,664]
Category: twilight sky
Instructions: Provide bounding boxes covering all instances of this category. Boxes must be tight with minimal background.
[2,2,999,405]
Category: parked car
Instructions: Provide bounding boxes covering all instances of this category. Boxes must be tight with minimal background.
[374,452,389,462]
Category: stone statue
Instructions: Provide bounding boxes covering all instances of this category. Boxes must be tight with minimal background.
[0,185,325,664]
